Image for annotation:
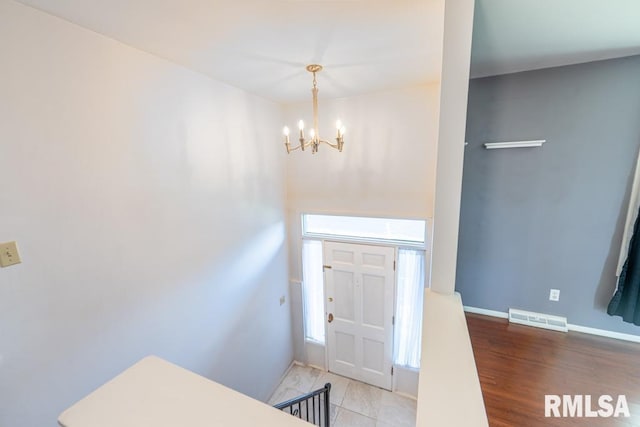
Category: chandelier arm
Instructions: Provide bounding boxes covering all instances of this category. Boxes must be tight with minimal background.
[318,139,340,149]
[285,138,316,153]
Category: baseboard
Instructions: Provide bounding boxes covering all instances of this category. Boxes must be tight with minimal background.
[306,363,325,371]
[393,390,418,401]
[266,361,298,402]
[463,306,640,344]
[567,323,640,343]
[463,305,508,319]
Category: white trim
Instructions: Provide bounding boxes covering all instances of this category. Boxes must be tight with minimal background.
[463,306,640,343]
[267,361,298,401]
[303,233,426,249]
[567,324,640,344]
[307,363,326,372]
[394,390,418,401]
[463,305,508,319]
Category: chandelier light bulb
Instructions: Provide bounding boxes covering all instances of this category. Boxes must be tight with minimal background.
[309,128,316,139]
[283,126,290,136]
[340,126,346,136]
[336,120,342,130]
[298,120,305,130]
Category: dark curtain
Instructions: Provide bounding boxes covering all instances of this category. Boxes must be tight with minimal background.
[608,205,640,325]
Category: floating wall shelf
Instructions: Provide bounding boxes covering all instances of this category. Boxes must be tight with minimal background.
[483,140,546,150]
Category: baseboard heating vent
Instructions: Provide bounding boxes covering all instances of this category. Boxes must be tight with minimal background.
[508,308,568,332]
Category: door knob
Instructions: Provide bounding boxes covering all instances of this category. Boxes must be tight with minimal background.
[328,313,334,323]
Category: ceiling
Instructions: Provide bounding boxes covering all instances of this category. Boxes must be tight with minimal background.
[16,0,443,103]
[15,0,640,102]
[471,0,640,78]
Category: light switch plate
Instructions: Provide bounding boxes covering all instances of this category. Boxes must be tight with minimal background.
[0,241,21,267]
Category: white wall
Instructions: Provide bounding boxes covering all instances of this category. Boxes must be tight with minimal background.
[285,85,439,220]
[416,0,487,425]
[283,85,439,364]
[0,2,291,425]
[428,0,475,295]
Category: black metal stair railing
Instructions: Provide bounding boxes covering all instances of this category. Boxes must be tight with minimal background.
[274,383,332,426]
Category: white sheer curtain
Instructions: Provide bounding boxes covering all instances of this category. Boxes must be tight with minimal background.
[393,248,425,368]
[302,239,325,343]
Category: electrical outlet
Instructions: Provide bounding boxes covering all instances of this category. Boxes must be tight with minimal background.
[549,289,560,302]
[0,241,21,268]
[279,295,286,306]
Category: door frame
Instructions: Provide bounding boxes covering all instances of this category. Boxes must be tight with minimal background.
[296,213,432,392]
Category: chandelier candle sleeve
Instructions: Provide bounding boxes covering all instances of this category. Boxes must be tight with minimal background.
[283,127,290,153]
[283,64,345,154]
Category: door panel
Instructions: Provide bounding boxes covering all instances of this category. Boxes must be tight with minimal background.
[362,274,385,327]
[363,338,384,372]
[324,241,395,390]
[335,332,356,366]
[334,270,355,321]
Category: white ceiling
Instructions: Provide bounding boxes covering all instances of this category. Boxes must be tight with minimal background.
[471,0,640,77]
[15,0,640,101]
[16,0,443,103]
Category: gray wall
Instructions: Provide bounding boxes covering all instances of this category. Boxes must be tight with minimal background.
[457,55,640,334]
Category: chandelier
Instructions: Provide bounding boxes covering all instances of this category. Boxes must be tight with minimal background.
[283,64,345,154]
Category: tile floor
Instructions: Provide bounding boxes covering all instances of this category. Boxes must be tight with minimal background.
[268,365,416,427]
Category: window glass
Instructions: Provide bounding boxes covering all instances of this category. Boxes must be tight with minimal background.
[303,214,425,244]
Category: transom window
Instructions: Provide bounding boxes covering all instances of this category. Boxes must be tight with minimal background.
[302,214,426,246]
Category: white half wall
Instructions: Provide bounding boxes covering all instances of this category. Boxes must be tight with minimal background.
[417,292,488,426]
[0,2,291,426]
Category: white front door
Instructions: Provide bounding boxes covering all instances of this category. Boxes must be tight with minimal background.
[324,241,395,390]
